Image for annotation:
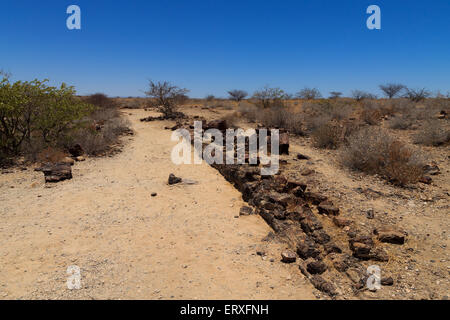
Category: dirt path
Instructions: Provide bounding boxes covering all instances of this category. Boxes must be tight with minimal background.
[0,109,316,300]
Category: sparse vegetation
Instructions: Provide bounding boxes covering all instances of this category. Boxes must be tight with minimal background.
[342,127,425,186]
[145,80,189,118]
[352,90,377,101]
[379,83,405,99]
[252,86,286,108]
[404,88,431,102]
[0,74,131,165]
[329,91,342,99]
[388,114,414,130]
[227,90,248,102]
[413,120,450,146]
[296,87,322,100]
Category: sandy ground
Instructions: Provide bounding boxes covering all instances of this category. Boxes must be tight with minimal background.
[0,109,316,300]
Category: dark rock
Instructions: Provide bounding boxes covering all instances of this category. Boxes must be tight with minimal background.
[349,236,374,260]
[311,229,331,244]
[268,192,295,208]
[281,250,297,263]
[381,276,394,286]
[285,180,307,193]
[300,215,323,234]
[310,275,337,296]
[297,238,321,259]
[374,227,407,244]
[304,192,327,205]
[317,203,339,216]
[297,153,310,160]
[151,192,157,197]
[324,242,342,254]
[333,217,352,228]
[42,164,72,183]
[205,119,228,131]
[307,260,327,274]
[168,173,182,185]
[329,254,350,272]
[419,176,432,184]
[301,169,315,176]
[365,208,375,219]
[279,132,289,155]
[423,163,440,175]
[239,206,254,216]
[370,248,389,262]
[68,144,84,157]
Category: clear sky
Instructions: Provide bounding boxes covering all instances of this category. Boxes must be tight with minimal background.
[1,0,449,98]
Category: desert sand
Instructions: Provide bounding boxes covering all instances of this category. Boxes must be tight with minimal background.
[0,109,316,299]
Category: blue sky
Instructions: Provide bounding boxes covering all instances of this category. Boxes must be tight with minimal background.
[1,0,449,97]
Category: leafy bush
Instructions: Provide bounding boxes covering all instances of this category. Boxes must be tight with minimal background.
[0,76,131,165]
[0,77,93,160]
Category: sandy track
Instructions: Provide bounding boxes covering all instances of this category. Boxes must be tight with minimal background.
[0,109,315,300]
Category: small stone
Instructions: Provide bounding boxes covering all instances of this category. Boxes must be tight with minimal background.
[281,250,297,263]
[307,260,327,274]
[366,208,374,219]
[381,276,394,286]
[151,192,157,197]
[374,227,407,245]
[301,169,315,176]
[239,206,253,216]
[297,153,310,160]
[419,176,432,184]
[317,203,339,216]
[168,173,182,185]
[333,217,352,228]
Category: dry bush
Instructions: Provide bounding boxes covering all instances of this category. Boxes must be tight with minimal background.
[120,99,143,109]
[285,112,306,135]
[90,107,120,123]
[388,115,414,130]
[304,113,332,133]
[205,101,235,110]
[220,112,240,128]
[342,127,425,185]
[361,101,382,125]
[311,121,343,149]
[387,99,413,114]
[258,106,291,128]
[302,100,353,121]
[84,93,117,109]
[413,120,450,146]
[238,101,258,122]
[424,98,450,116]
